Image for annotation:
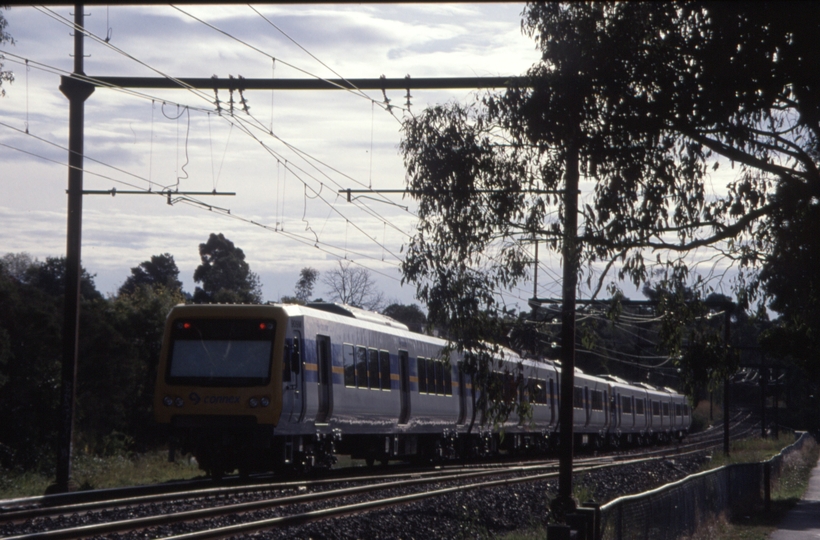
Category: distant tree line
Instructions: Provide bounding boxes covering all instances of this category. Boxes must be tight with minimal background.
[0,233,427,473]
[0,232,262,472]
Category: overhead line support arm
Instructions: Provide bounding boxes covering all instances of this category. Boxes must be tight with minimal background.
[88,76,521,91]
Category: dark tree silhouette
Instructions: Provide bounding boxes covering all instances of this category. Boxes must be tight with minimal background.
[119,253,183,295]
[400,2,820,400]
[24,256,101,301]
[382,303,427,333]
[193,233,262,304]
[294,267,319,303]
[0,7,14,98]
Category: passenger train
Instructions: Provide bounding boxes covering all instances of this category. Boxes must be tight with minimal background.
[154,302,691,477]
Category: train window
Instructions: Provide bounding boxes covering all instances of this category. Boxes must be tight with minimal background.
[652,400,660,416]
[167,318,275,386]
[537,379,548,405]
[368,348,380,389]
[635,398,645,415]
[356,346,368,389]
[675,403,682,417]
[343,344,356,387]
[621,395,632,414]
[591,390,604,411]
[283,341,292,382]
[427,358,437,395]
[417,357,427,393]
[291,336,301,375]
[526,379,536,404]
[573,386,584,409]
[683,403,690,416]
[379,350,391,391]
[434,361,444,395]
[444,362,452,396]
[662,402,670,417]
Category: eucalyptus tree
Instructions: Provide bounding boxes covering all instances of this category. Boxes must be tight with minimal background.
[0,6,13,97]
[119,253,183,296]
[193,233,263,304]
[401,0,819,393]
[400,1,819,512]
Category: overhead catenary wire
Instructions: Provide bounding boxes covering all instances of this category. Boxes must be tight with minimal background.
[246,4,380,108]
[0,138,403,282]
[171,5,398,115]
[27,6,416,230]
[10,6,568,306]
[26,7,414,253]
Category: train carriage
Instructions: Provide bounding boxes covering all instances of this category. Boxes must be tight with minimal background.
[154,302,690,477]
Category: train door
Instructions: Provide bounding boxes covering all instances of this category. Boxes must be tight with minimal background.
[284,331,304,423]
[315,335,333,423]
[398,350,410,424]
[549,378,556,425]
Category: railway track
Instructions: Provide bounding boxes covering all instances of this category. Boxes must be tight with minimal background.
[0,414,758,539]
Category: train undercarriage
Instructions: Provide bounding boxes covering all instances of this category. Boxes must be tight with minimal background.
[169,421,686,478]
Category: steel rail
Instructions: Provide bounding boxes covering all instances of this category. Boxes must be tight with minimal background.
[0,414,755,535]
[2,454,686,540]
[161,455,712,540]
[0,465,501,523]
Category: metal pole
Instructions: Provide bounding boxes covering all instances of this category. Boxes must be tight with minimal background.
[554,116,581,519]
[773,364,779,438]
[761,359,767,438]
[723,308,731,457]
[55,3,93,493]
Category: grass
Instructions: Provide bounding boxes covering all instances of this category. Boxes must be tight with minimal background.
[0,450,204,500]
[701,432,804,470]
[683,435,820,540]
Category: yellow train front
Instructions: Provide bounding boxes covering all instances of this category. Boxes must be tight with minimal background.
[154,304,287,477]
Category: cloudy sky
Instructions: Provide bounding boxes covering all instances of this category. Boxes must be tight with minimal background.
[0,4,739,311]
[0,4,550,307]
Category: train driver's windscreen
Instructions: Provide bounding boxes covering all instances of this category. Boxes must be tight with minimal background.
[166,318,276,386]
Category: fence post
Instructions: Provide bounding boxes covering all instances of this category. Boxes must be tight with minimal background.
[547,524,572,540]
[764,461,772,512]
[580,501,601,540]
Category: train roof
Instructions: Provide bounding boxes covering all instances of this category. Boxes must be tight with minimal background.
[304,302,410,331]
[596,374,631,385]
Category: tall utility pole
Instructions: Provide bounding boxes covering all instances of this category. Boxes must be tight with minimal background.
[56,3,93,493]
[723,306,732,456]
[553,66,582,519]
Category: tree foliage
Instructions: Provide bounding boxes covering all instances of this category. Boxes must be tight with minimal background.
[119,253,183,296]
[294,267,319,303]
[0,6,13,98]
[193,233,262,304]
[382,303,427,333]
[400,2,820,396]
[322,260,384,311]
[0,251,183,470]
[758,181,820,366]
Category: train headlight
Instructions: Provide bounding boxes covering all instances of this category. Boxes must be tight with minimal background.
[249,397,259,408]
[260,397,270,407]
[163,396,174,407]
[174,397,184,408]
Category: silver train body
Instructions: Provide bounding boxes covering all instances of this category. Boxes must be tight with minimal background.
[154,302,691,475]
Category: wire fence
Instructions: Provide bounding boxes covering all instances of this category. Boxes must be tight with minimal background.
[595,432,813,540]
